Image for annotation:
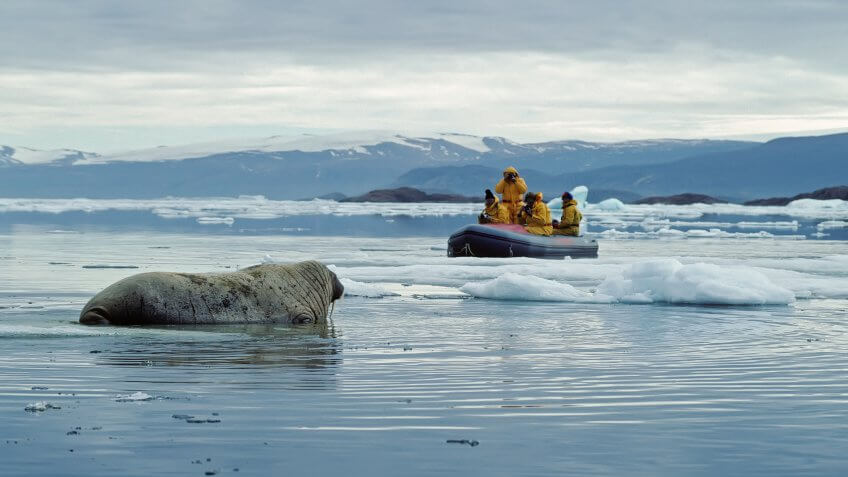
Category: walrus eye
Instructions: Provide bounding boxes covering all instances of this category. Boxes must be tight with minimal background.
[293,315,313,324]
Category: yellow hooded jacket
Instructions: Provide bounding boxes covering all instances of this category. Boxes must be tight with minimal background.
[524,193,553,236]
[479,196,510,224]
[553,199,582,236]
[494,166,528,224]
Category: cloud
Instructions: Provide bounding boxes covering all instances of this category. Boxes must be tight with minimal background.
[3,1,846,69]
[1,0,846,149]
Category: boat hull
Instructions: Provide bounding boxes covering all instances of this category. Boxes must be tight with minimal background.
[447,224,599,259]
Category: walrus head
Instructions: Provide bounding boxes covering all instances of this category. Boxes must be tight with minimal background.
[80,305,111,325]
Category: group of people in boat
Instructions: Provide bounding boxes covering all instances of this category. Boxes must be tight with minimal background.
[478,166,583,236]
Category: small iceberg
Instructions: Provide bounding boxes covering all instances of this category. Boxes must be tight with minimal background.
[25,402,61,412]
[114,392,155,402]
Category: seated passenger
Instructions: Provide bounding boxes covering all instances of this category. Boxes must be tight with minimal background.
[519,192,553,236]
[516,191,535,225]
[552,191,582,236]
[478,189,510,224]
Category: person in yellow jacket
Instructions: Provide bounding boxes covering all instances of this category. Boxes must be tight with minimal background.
[478,189,510,224]
[552,191,582,236]
[519,192,553,236]
[494,166,527,224]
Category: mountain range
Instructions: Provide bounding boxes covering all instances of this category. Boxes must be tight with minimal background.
[0,131,844,201]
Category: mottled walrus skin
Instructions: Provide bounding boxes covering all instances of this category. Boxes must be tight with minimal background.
[79,261,343,326]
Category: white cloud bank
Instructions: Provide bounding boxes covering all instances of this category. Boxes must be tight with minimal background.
[1,52,847,151]
[2,1,847,150]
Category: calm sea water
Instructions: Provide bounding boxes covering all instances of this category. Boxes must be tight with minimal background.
[1,213,847,476]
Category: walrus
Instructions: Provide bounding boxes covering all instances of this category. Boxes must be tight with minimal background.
[79,261,344,326]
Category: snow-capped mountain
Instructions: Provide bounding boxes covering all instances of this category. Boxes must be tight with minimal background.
[2,131,750,171]
[71,131,495,165]
[0,145,99,166]
[0,130,792,200]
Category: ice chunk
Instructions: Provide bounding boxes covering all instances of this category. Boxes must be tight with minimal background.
[459,273,613,303]
[816,220,847,230]
[571,186,588,208]
[597,259,795,305]
[340,278,400,298]
[25,401,61,412]
[597,198,626,211]
[196,216,234,225]
[460,261,795,306]
[114,392,154,402]
[599,228,805,240]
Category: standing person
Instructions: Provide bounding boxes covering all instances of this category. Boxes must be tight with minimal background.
[552,191,582,236]
[494,166,527,224]
[478,189,510,224]
[520,192,553,236]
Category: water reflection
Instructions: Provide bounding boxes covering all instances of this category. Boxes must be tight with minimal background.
[95,322,341,371]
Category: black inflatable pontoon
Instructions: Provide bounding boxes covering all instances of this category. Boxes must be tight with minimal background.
[448,224,598,259]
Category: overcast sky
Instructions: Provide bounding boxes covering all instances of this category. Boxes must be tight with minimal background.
[2,0,847,152]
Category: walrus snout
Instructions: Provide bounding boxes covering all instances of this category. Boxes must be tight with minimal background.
[80,306,111,325]
[330,271,344,301]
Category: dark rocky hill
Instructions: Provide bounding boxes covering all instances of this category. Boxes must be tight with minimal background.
[744,185,848,206]
[556,132,848,200]
[340,187,478,203]
[633,193,726,205]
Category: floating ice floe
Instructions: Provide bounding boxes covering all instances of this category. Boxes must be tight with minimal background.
[25,401,61,412]
[460,259,796,306]
[596,198,626,211]
[0,195,846,225]
[196,216,234,225]
[817,220,847,230]
[114,392,154,402]
[599,228,805,240]
[339,278,400,298]
[596,259,796,305]
[0,324,120,338]
[640,218,800,231]
[459,273,612,303]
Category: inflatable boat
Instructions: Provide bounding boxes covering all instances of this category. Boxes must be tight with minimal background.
[447,224,599,259]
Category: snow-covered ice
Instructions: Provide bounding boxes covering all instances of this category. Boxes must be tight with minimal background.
[459,259,796,305]
[817,220,847,230]
[459,273,611,303]
[339,278,400,298]
[595,259,796,305]
[114,392,155,402]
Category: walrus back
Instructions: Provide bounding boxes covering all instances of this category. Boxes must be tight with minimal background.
[79,262,343,326]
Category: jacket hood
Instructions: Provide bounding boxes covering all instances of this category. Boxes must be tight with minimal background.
[563,199,578,207]
[503,166,519,175]
[485,196,501,211]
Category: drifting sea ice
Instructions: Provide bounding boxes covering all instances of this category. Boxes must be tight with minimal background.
[817,220,848,230]
[598,228,806,240]
[459,273,613,303]
[596,259,796,305]
[339,278,400,297]
[114,392,154,402]
[596,198,626,211]
[459,259,796,305]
